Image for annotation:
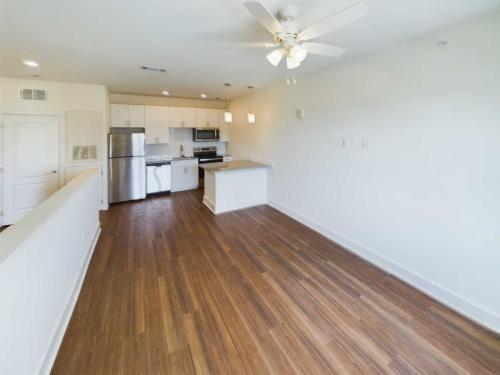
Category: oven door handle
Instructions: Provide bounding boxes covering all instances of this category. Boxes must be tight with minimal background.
[199,158,223,162]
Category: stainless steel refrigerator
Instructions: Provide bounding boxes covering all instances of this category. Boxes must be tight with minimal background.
[108,128,146,203]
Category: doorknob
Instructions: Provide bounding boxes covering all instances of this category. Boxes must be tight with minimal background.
[48,170,57,174]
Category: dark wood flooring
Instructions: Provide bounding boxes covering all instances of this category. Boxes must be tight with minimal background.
[52,189,500,374]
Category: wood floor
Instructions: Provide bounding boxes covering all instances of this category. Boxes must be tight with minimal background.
[52,189,500,374]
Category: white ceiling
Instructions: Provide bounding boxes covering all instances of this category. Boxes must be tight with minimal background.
[1,0,499,99]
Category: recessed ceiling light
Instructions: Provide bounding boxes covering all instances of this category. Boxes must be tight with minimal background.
[200,93,208,99]
[22,59,39,68]
[162,90,170,96]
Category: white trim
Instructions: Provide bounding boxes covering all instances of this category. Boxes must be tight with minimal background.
[39,225,101,375]
[203,196,216,214]
[269,200,500,334]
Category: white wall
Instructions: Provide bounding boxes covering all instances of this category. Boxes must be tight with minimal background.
[109,92,226,109]
[0,169,100,375]
[228,11,500,332]
[0,77,109,213]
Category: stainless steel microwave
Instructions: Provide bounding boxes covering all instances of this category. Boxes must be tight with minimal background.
[193,128,220,142]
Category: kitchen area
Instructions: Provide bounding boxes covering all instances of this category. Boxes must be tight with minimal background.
[108,102,233,205]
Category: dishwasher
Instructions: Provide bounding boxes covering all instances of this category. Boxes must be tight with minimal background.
[146,161,171,194]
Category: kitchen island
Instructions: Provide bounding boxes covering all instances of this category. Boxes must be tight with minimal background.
[200,160,269,214]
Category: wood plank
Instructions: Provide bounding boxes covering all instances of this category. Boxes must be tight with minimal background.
[51,189,500,374]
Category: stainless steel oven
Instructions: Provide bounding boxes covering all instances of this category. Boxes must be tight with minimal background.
[193,146,223,183]
[193,128,220,142]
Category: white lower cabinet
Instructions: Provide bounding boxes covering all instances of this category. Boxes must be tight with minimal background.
[171,159,199,192]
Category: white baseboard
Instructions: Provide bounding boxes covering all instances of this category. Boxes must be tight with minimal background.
[203,196,216,214]
[40,223,102,375]
[269,201,500,334]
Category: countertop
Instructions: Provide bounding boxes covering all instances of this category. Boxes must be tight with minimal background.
[199,160,269,172]
[172,156,197,161]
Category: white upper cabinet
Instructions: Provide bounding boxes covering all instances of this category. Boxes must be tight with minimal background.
[145,106,169,144]
[128,105,145,127]
[195,108,208,128]
[110,104,129,127]
[169,107,196,128]
[110,104,145,127]
[195,108,221,128]
[112,104,224,131]
[207,109,220,127]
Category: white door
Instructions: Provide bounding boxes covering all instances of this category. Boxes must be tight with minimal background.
[2,115,59,225]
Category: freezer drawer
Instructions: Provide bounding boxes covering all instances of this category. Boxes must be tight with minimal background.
[147,164,171,194]
[108,156,146,203]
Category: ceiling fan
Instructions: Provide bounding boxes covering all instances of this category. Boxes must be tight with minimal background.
[229,1,368,70]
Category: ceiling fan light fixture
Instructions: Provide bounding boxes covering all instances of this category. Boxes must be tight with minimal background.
[289,45,308,63]
[286,56,301,70]
[266,49,286,66]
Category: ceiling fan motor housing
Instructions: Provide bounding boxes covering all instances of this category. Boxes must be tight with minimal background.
[278,6,299,21]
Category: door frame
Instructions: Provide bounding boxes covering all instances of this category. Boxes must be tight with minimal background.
[1,113,61,226]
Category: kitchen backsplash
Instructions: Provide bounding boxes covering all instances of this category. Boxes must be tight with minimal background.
[145,128,226,157]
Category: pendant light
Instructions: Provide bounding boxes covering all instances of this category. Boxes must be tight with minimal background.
[247,111,256,124]
[223,96,233,123]
[246,86,255,124]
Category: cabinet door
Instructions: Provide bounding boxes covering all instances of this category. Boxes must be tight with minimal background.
[207,109,220,127]
[168,107,182,127]
[188,163,199,187]
[196,108,208,128]
[110,104,130,127]
[171,160,198,191]
[169,107,196,127]
[145,106,169,144]
[129,105,145,127]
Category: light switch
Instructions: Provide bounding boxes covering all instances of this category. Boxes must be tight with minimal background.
[296,108,305,119]
[362,138,369,150]
[342,138,349,148]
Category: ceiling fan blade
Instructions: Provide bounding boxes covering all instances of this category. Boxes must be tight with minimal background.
[298,2,368,41]
[220,42,278,49]
[301,42,346,58]
[244,1,283,35]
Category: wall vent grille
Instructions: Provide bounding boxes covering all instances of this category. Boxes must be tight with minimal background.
[19,88,47,101]
[72,145,98,161]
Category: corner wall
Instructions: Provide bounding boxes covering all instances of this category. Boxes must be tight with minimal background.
[228,11,500,332]
[0,77,109,211]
